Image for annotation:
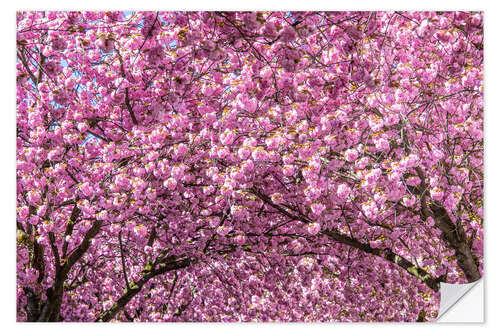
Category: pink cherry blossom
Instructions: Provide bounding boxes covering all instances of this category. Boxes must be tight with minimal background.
[16,11,482,323]
[305,222,321,235]
[344,148,358,163]
[163,178,178,190]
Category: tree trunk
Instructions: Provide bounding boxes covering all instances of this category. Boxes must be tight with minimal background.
[429,203,481,282]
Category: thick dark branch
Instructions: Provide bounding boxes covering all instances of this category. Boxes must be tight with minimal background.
[23,287,42,322]
[96,256,192,322]
[48,232,61,269]
[37,53,46,83]
[249,187,311,223]
[124,88,138,125]
[62,220,103,278]
[32,236,46,284]
[427,203,481,282]
[123,310,134,322]
[250,187,440,292]
[322,229,440,292]
[147,225,156,247]
[413,167,481,282]
[38,220,103,322]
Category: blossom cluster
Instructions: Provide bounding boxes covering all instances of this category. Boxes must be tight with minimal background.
[16,11,483,322]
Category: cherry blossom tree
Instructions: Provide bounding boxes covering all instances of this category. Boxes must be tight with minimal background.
[16,11,483,322]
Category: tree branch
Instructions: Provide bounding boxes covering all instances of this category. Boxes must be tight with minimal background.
[322,229,440,292]
[250,187,441,292]
[95,256,192,322]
